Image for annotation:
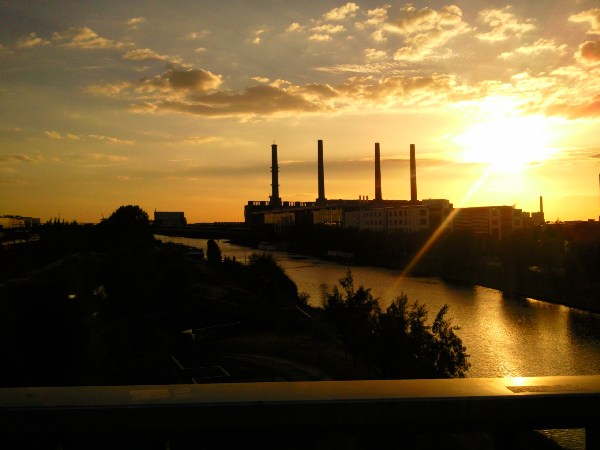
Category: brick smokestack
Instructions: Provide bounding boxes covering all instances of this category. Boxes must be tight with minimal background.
[540,195,543,213]
[317,139,326,203]
[410,144,417,203]
[375,142,382,201]
[269,143,282,207]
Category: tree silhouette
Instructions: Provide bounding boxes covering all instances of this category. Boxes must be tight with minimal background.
[323,271,470,378]
[206,239,222,265]
[97,205,153,244]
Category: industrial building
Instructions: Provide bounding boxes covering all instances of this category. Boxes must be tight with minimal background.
[244,140,452,233]
[154,211,187,227]
[0,215,41,229]
[244,140,546,238]
[452,206,526,239]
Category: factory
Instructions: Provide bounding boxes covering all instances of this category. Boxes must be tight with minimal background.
[244,140,454,233]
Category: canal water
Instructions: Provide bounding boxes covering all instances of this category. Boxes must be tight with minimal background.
[158,236,600,378]
[159,236,599,449]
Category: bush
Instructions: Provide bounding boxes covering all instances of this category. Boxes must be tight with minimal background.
[323,270,470,378]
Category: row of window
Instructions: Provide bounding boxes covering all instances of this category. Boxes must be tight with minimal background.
[364,209,427,218]
[363,218,428,228]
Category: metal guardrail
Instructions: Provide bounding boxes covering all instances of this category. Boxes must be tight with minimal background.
[1,375,599,449]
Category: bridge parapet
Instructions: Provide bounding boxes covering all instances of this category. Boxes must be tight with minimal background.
[1,376,598,449]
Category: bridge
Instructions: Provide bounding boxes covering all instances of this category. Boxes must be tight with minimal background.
[1,375,598,449]
[153,223,263,241]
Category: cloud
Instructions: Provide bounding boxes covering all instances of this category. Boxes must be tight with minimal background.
[499,38,568,59]
[87,67,223,106]
[309,34,332,42]
[123,48,183,65]
[88,135,134,145]
[355,7,390,41]
[544,94,600,119]
[569,8,600,35]
[88,61,477,118]
[389,4,465,34]
[16,32,50,49]
[45,131,80,140]
[514,63,600,119]
[311,24,346,34]
[86,81,133,96]
[357,7,389,29]
[127,17,145,30]
[323,2,359,21]
[89,153,129,161]
[576,40,600,64]
[334,73,460,106]
[174,136,223,145]
[476,6,535,42]
[160,84,330,117]
[186,30,210,40]
[52,27,128,49]
[45,130,133,145]
[165,68,222,90]
[314,61,399,74]
[252,29,266,45]
[387,4,471,61]
[269,79,291,89]
[286,22,305,33]
[0,153,43,163]
[364,48,387,61]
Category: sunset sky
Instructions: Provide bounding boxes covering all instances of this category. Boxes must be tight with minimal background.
[1,1,599,223]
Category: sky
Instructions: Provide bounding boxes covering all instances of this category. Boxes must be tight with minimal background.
[1,1,599,223]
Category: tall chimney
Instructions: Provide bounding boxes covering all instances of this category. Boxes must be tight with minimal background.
[375,142,382,201]
[539,195,543,213]
[410,144,417,203]
[269,143,282,207]
[317,139,326,203]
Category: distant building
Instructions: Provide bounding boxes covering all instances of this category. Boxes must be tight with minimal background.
[531,211,545,226]
[452,206,525,238]
[154,211,187,227]
[0,215,40,229]
[531,195,545,226]
[344,205,429,233]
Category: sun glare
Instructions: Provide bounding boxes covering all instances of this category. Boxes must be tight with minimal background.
[455,116,555,172]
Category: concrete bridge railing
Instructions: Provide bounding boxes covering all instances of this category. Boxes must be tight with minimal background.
[1,375,598,449]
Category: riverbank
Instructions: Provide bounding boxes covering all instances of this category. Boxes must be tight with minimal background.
[227,233,600,315]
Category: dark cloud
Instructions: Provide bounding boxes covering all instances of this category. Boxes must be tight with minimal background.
[165,68,222,91]
[161,84,330,117]
[578,40,600,62]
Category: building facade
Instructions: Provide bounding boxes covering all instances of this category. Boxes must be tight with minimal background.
[452,206,525,238]
[153,211,187,227]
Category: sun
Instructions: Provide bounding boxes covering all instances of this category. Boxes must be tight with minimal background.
[452,99,556,173]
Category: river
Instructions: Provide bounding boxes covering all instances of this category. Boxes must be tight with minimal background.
[159,235,600,449]
[158,235,600,379]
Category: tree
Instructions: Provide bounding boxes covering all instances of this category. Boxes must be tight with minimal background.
[323,270,380,359]
[323,271,470,378]
[97,205,153,244]
[206,239,222,265]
